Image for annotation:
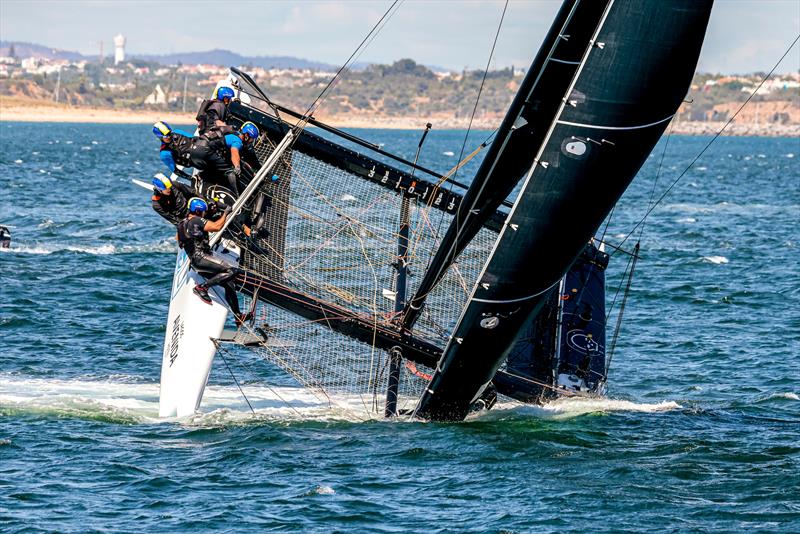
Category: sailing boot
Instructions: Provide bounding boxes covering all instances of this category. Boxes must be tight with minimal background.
[193,284,212,304]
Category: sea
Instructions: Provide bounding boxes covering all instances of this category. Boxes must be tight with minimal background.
[1,122,798,533]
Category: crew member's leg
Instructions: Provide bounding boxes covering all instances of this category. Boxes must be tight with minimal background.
[189,141,237,195]
[190,253,241,315]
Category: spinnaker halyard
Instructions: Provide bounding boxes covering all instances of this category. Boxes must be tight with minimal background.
[154,0,714,421]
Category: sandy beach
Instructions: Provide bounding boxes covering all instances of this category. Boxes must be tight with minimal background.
[1,96,797,136]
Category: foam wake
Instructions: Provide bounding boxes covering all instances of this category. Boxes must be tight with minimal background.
[0,240,177,256]
[0,375,359,424]
[472,396,682,421]
[0,375,683,425]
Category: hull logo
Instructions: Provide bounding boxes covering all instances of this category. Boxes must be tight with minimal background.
[168,314,184,367]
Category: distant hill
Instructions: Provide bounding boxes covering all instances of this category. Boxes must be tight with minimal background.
[133,49,342,71]
[0,41,88,61]
[0,40,348,71]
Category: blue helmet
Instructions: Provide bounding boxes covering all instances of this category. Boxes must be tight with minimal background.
[240,121,259,142]
[217,86,235,101]
[152,176,172,191]
[153,120,172,138]
[188,197,208,215]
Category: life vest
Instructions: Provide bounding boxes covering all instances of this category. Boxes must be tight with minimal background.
[161,132,194,167]
[196,99,228,134]
[201,126,236,152]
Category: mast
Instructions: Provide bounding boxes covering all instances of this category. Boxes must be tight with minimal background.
[384,195,410,416]
[386,124,431,417]
[414,0,715,421]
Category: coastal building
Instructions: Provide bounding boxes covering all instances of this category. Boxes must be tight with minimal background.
[144,84,166,105]
[114,34,126,65]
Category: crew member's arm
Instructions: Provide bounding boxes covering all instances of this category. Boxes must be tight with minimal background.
[225,134,244,172]
[160,150,176,172]
[152,196,170,221]
[203,211,228,233]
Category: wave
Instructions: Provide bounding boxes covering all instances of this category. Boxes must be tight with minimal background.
[756,392,800,402]
[0,240,177,256]
[701,255,729,264]
[472,396,682,421]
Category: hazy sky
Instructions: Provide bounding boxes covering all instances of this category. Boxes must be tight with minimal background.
[1,0,798,73]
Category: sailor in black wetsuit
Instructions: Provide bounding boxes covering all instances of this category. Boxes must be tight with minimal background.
[177,198,251,325]
[151,175,194,225]
[153,120,236,195]
[196,86,234,135]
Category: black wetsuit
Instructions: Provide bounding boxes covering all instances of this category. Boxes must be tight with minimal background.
[162,132,238,195]
[177,214,241,315]
[151,180,194,225]
[196,99,228,135]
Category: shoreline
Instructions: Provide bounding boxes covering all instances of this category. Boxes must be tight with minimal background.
[1,100,797,137]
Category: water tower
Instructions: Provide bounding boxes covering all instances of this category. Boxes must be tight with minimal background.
[114,34,126,65]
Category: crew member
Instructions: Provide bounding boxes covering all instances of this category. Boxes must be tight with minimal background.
[196,86,235,134]
[223,121,261,194]
[177,197,251,325]
[153,120,196,178]
[151,175,194,225]
[193,121,261,196]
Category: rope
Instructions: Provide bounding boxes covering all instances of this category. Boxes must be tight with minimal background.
[606,242,639,374]
[214,340,255,414]
[612,33,800,256]
[298,0,402,126]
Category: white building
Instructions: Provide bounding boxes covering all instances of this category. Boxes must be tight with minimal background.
[144,84,167,105]
[114,34,126,65]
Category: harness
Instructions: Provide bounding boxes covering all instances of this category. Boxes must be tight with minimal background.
[200,127,235,153]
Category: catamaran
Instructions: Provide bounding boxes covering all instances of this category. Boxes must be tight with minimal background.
[154,0,714,421]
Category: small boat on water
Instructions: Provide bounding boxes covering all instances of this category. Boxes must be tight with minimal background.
[153,0,714,420]
[0,226,10,248]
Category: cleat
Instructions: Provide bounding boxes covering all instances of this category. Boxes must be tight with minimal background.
[193,285,212,304]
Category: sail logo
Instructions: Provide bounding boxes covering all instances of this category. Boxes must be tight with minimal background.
[566,330,604,355]
[168,315,184,367]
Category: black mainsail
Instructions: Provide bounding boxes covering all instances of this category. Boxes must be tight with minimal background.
[414,0,714,421]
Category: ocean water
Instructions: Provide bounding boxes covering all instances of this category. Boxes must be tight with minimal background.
[1,122,798,532]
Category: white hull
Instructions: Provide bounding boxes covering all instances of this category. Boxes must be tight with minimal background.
[158,243,240,417]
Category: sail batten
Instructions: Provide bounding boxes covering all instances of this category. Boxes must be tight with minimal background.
[401,0,607,329]
[414,0,715,421]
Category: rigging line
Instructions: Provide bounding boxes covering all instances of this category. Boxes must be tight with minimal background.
[498,370,581,398]
[452,0,509,186]
[343,216,384,414]
[605,242,634,321]
[641,118,676,240]
[611,32,800,257]
[214,341,256,414]
[606,242,639,374]
[424,0,509,279]
[299,0,402,123]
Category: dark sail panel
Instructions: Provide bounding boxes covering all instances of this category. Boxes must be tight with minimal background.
[402,0,611,328]
[415,0,714,421]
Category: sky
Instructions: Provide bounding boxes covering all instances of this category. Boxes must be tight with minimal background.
[0,0,798,74]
